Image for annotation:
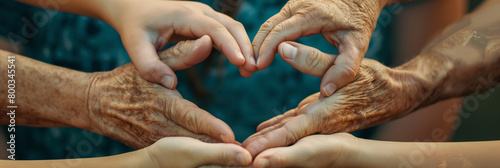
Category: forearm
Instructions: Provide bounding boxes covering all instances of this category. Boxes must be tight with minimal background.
[16,0,121,28]
[0,50,92,129]
[355,138,500,167]
[0,149,148,167]
[395,3,500,108]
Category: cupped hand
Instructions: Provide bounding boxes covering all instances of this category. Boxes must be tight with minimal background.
[243,42,427,156]
[253,0,388,97]
[141,137,252,168]
[86,36,236,149]
[253,133,358,168]
[110,0,257,89]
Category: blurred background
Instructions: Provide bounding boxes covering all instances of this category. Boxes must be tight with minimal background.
[0,0,498,160]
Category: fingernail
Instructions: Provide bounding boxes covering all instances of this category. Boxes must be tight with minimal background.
[323,83,337,97]
[280,42,297,60]
[220,134,228,142]
[256,158,269,168]
[161,76,175,89]
[194,38,200,49]
[256,56,262,68]
[250,56,256,66]
[236,153,247,165]
[237,52,245,61]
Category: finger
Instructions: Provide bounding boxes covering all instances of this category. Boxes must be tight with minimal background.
[244,114,317,157]
[193,142,252,167]
[123,31,178,89]
[252,11,291,68]
[166,99,236,143]
[256,109,297,132]
[238,66,253,78]
[278,41,337,77]
[256,15,323,70]
[208,12,257,73]
[176,15,246,66]
[253,146,308,168]
[320,40,363,97]
[159,35,213,70]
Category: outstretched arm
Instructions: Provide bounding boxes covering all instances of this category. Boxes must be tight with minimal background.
[0,50,91,128]
[253,133,500,168]
[0,137,252,167]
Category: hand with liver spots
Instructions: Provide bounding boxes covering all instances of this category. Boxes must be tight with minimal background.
[86,36,237,149]
[244,2,500,157]
[243,53,426,157]
[252,0,393,97]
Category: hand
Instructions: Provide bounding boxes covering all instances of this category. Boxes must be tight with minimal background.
[252,0,389,97]
[141,137,252,167]
[109,0,257,89]
[243,42,427,156]
[86,36,236,149]
[253,133,358,168]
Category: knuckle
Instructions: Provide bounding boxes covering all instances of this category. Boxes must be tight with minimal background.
[180,109,199,133]
[339,64,358,81]
[273,155,288,168]
[260,19,276,32]
[305,49,322,70]
[218,149,234,166]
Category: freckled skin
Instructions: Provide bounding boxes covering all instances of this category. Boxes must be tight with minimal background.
[0,37,233,149]
[87,63,218,149]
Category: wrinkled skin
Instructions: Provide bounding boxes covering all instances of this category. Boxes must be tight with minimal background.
[86,36,236,149]
[253,0,387,97]
[243,42,427,157]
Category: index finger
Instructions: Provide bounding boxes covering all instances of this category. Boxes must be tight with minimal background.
[175,15,246,66]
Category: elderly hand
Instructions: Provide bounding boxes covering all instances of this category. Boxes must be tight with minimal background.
[86,36,236,149]
[252,133,357,168]
[253,0,390,97]
[110,0,257,89]
[243,42,427,156]
[140,137,252,167]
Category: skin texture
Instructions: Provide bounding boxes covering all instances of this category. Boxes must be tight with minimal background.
[252,0,389,97]
[0,137,252,167]
[17,0,257,88]
[0,36,239,149]
[244,1,500,157]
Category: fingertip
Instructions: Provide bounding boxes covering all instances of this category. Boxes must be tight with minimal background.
[161,75,177,89]
[235,149,252,166]
[321,83,337,97]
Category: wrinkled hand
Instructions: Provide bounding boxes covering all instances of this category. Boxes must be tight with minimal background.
[111,0,256,89]
[140,137,252,167]
[243,42,427,156]
[87,36,235,149]
[253,133,357,168]
[253,0,388,97]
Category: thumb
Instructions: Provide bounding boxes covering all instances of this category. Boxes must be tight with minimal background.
[278,41,337,77]
[123,31,178,89]
[194,143,252,167]
[320,42,362,97]
[158,35,213,70]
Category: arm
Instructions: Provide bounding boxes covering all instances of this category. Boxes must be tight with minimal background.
[0,137,252,168]
[252,133,500,168]
[16,0,257,87]
[355,138,500,167]
[0,50,91,128]
[1,36,237,149]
